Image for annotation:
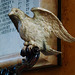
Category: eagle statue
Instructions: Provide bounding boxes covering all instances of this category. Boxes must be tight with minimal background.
[8,7,75,55]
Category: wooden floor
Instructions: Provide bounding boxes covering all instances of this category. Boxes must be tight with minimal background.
[22,0,75,75]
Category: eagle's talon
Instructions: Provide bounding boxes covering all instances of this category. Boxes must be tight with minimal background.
[28,45,34,51]
[23,42,29,46]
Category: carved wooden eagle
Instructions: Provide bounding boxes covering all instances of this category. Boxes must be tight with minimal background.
[8,7,75,55]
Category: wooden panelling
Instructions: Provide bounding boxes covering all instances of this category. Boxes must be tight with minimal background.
[22,0,75,75]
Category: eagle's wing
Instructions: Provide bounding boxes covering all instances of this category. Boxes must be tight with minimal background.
[31,7,75,42]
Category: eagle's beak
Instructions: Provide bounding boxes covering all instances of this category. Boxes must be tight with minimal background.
[8,11,14,16]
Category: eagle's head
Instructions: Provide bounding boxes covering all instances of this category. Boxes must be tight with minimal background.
[8,8,25,32]
[9,8,24,18]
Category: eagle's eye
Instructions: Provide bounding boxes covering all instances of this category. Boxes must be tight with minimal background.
[15,9,18,12]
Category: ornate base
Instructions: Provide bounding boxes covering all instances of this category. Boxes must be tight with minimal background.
[0,46,40,75]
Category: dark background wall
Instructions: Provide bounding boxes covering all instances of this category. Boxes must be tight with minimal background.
[22,0,75,75]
